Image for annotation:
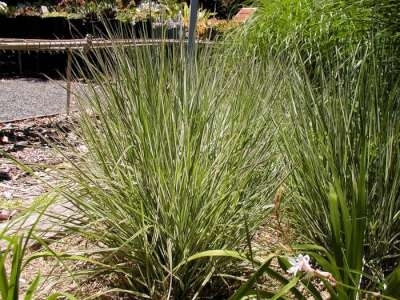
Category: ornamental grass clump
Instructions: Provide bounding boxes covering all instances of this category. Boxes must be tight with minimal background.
[281,43,400,298]
[56,42,283,298]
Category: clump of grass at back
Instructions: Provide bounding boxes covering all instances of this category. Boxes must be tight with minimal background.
[281,42,400,298]
[229,0,370,58]
[227,0,400,81]
[55,40,284,298]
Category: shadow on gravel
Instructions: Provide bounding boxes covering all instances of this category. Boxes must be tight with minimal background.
[0,117,75,153]
[0,51,67,79]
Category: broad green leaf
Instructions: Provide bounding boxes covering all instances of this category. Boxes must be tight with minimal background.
[261,264,306,300]
[229,254,277,300]
[186,250,247,263]
[0,246,10,300]
[384,264,400,299]
[7,236,23,300]
[24,274,41,300]
[271,276,301,300]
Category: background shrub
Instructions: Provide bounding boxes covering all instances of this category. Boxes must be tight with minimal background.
[230,0,400,77]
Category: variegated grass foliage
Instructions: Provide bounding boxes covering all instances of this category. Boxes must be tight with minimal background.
[281,43,400,298]
[55,41,284,298]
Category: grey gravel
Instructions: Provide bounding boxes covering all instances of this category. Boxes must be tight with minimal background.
[0,78,79,122]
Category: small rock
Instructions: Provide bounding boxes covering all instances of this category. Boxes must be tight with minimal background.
[19,277,27,288]
[3,190,12,199]
[0,211,11,221]
[15,141,28,147]
[40,5,49,14]
[77,144,88,153]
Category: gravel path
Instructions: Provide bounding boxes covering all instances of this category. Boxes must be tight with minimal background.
[0,78,79,122]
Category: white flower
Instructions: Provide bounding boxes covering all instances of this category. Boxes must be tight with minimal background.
[0,1,7,12]
[287,254,337,287]
[287,254,313,275]
[136,1,166,13]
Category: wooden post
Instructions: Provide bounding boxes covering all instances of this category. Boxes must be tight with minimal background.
[187,0,199,61]
[66,48,72,115]
[17,51,22,74]
[35,51,40,73]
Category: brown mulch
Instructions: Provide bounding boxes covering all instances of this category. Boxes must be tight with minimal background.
[0,114,78,219]
[0,114,101,298]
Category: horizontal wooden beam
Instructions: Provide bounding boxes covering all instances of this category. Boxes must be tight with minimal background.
[0,38,213,52]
